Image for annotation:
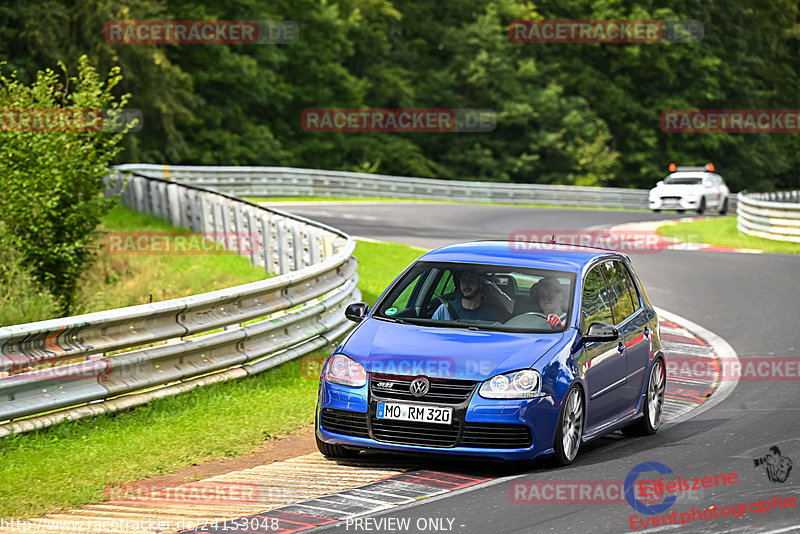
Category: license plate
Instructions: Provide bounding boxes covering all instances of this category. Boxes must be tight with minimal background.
[376,402,453,425]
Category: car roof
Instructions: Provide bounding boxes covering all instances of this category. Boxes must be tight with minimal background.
[417,240,619,272]
[666,171,722,179]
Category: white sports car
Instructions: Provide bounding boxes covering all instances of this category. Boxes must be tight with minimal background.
[649,163,730,215]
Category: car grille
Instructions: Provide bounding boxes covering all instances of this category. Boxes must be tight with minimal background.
[322,409,534,450]
[370,374,477,404]
[461,422,533,449]
[371,417,461,447]
[660,196,682,201]
[320,408,369,438]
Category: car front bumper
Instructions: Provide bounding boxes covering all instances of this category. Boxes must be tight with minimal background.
[649,196,701,210]
[316,379,562,461]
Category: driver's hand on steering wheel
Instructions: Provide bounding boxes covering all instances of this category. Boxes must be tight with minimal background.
[547,314,564,328]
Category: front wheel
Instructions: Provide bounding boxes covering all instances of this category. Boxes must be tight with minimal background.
[622,358,666,437]
[696,198,706,215]
[552,385,584,466]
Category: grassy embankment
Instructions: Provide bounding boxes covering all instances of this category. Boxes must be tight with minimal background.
[0,204,424,518]
[658,216,800,255]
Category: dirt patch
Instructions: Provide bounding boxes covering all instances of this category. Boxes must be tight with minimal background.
[128,424,317,487]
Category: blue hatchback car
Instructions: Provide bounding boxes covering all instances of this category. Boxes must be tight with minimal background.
[316,241,666,465]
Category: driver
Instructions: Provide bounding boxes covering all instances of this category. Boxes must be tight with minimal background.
[432,269,499,322]
[538,277,567,328]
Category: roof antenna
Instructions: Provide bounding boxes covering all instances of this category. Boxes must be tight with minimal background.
[546,234,556,244]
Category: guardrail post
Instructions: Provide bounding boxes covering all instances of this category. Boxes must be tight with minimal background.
[277,220,289,274]
[259,214,273,274]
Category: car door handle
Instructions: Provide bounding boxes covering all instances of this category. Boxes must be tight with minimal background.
[618,342,625,354]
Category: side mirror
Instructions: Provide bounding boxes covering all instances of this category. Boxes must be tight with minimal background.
[583,321,619,343]
[344,302,369,323]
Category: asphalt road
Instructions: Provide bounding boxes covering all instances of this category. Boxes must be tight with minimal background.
[274,203,800,534]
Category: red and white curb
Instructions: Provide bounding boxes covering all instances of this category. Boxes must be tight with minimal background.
[609,218,764,254]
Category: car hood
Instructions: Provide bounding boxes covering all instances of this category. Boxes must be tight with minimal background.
[651,183,701,196]
[341,318,564,381]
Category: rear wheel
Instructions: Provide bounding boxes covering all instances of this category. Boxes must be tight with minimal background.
[622,358,666,437]
[719,198,729,215]
[553,385,584,466]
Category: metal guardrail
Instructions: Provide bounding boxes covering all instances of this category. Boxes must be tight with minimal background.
[737,190,800,243]
[115,164,652,209]
[0,172,360,437]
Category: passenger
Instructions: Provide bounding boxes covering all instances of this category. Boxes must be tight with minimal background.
[432,269,501,322]
[538,277,567,328]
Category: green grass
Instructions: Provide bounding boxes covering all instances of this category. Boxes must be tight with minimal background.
[249,196,650,212]
[354,240,427,304]
[76,204,269,313]
[657,216,800,255]
[0,239,427,518]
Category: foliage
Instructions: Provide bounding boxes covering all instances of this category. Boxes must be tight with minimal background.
[0,0,798,190]
[0,56,134,312]
[0,225,61,326]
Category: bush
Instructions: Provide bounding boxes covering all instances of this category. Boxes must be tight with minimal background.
[0,225,61,326]
[0,55,134,313]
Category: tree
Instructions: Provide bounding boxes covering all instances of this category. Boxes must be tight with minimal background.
[0,56,134,311]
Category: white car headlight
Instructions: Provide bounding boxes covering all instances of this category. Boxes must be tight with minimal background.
[323,354,367,387]
[479,370,541,399]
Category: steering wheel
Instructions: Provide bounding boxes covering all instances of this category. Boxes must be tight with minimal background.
[435,295,460,320]
[506,311,566,328]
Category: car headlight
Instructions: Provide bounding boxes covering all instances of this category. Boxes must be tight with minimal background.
[479,370,541,399]
[323,354,367,387]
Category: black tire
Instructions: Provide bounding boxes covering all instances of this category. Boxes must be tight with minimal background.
[622,358,666,437]
[552,385,584,466]
[719,198,728,215]
[316,432,360,458]
[696,198,706,215]
[652,209,661,213]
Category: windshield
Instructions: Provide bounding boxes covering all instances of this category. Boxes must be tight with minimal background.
[664,175,703,185]
[374,262,575,333]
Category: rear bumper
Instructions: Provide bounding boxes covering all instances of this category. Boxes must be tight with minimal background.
[316,380,562,461]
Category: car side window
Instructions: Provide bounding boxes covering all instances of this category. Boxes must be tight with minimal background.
[581,266,613,332]
[433,270,455,296]
[392,272,423,309]
[602,261,640,324]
